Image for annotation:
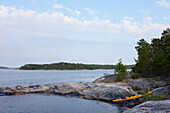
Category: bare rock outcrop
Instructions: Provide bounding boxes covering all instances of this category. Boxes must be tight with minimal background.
[151,85,170,99]
[123,100,170,113]
[93,74,115,83]
[94,75,167,91]
[0,82,132,101]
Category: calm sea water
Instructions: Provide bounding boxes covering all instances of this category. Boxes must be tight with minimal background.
[0,69,121,113]
[0,69,115,87]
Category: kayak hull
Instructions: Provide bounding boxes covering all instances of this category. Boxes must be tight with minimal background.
[112,91,152,102]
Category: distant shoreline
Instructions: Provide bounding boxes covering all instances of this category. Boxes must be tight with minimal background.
[18,68,133,71]
[0,66,9,69]
[19,62,134,70]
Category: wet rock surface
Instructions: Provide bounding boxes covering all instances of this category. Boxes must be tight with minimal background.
[123,100,170,113]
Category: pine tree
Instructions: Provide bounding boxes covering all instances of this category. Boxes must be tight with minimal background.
[134,39,153,77]
[114,59,127,81]
[132,28,170,79]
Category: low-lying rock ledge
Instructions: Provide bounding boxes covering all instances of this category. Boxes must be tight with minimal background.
[94,75,167,91]
[0,82,133,102]
[123,100,170,113]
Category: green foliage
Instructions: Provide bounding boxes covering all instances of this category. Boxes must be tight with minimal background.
[103,81,114,83]
[122,79,130,82]
[20,62,114,70]
[141,88,149,93]
[115,59,127,74]
[19,62,134,70]
[145,77,161,81]
[132,28,170,79]
[131,73,140,79]
[114,59,127,82]
[141,88,165,102]
[143,95,165,102]
[133,39,153,76]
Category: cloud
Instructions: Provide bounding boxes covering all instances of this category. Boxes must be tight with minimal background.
[143,17,152,22]
[0,5,169,66]
[83,8,96,15]
[31,0,36,4]
[156,0,170,7]
[53,4,64,9]
[75,10,81,15]
[0,5,168,40]
[123,16,133,21]
[53,3,81,15]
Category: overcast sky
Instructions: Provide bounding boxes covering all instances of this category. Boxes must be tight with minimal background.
[0,0,170,67]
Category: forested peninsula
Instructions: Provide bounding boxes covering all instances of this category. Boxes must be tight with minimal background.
[19,62,134,70]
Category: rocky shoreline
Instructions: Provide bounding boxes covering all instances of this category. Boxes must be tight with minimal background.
[0,76,170,113]
[0,82,132,102]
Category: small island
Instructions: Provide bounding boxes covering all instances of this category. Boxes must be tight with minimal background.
[19,62,134,70]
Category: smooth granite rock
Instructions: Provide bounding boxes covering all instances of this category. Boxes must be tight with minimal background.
[0,82,132,101]
[94,76,167,91]
[151,85,170,98]
[123,100,170,113]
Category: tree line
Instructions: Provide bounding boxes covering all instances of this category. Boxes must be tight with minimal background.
[19,62,134,70]
[132,28,170,79]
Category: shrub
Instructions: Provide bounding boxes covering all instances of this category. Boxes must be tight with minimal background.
[114,59,127,82]
[143,95,165,102]
[131,73,140,79]
[141,88,165,102]
[122,79,130,82]
[145,77,161,81]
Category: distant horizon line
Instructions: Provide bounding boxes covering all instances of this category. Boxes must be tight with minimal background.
[1,62,135,68]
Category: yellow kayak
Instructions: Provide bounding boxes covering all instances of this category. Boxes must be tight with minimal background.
[112,91,152,102]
